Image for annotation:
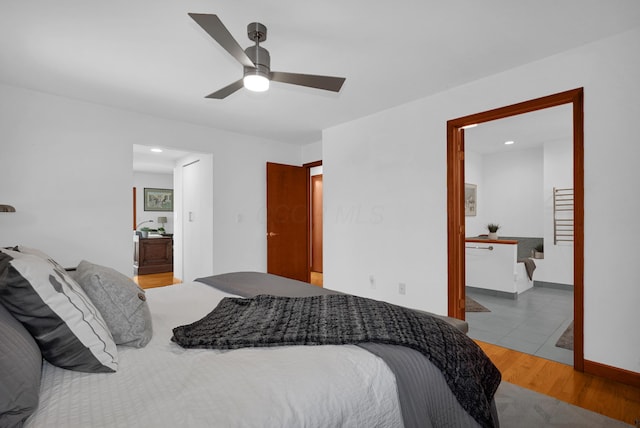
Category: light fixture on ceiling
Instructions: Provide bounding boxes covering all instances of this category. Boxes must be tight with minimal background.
[243,73,270,92]
[151,148,163,153]
[0,204,16,212]
[461,124,478,130]
[504,140,515,145]
[242,42,270,92]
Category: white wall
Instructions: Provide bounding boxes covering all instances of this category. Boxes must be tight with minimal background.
[302,140,322,164]
[323,28,640,373]
[133,172,174,233]
[538,138,574,285]
[464,150,484,237]
[0,83,301,276]
[482,147,544,237]
[465,147,544,238]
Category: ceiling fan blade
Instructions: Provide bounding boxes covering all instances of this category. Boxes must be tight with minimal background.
[188,13,255,68]
[270,71,346,92]
[205,79,244,99]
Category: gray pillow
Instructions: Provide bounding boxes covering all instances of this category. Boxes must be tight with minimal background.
[0,302,42,428]
[0,249,118,373]
[74,260,152,347]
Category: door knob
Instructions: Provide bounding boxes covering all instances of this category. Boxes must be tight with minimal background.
[267,232,278,237]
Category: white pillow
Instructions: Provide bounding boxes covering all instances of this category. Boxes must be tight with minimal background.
[0,248,118,372]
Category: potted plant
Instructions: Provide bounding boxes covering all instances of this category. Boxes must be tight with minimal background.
[487,223,500,240]
[140,226,151,239]
[534,243,544,259]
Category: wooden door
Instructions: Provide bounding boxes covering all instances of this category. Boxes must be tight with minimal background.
[266,162,309,282]
[311,175,323,272]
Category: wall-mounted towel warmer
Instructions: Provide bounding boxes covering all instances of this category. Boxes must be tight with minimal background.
[553,187,574,244]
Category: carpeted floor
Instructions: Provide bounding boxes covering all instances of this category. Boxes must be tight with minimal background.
[466,295,490,312]
[496,381,630,427]
[555,321,574,350]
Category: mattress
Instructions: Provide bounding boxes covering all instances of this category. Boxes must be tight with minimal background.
[26,281,403,427]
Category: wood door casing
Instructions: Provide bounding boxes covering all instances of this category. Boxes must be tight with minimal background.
[311,175,323,273]
[447,87,584,370]
[133,187,137,230]
[266,162,309,282]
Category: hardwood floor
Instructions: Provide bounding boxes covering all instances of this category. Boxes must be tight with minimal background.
[135,272,324,289]
[477,340,640,425]
[133,272,181,289]
[131,271,639,424]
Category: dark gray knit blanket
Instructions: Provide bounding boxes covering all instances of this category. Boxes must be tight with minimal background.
[172,294,501,428]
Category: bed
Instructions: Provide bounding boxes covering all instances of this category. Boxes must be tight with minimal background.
[0,247,500,428]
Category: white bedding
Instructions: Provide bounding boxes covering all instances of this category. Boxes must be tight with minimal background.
[26,281,403,428]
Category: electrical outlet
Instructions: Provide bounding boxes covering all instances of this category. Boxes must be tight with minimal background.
[369,275,376,289]
[398,282,406,295]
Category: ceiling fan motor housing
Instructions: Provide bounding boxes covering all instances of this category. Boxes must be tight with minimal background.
[244,44,271,79]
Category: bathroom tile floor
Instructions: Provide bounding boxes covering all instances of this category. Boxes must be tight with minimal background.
[466,286,574,366]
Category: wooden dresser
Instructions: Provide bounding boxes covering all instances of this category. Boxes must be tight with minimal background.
[134,236,173,275]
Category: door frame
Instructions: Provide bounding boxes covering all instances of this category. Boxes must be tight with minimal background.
[446,88,584,370]
[304,160,323,278]
[266,162,310,282]
[265,160,322,283]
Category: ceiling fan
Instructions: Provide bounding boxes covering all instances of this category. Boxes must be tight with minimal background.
[188,13,346,99]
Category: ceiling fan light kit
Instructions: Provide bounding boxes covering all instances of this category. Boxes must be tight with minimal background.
[243,73,269,92]
[188,13,346,99]
[243,31,270,92]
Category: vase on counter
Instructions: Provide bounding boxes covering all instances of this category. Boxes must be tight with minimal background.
[488,232,498,240]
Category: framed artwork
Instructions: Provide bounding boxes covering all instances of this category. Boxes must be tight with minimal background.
[144,188,173,211]
[465,183,477,216]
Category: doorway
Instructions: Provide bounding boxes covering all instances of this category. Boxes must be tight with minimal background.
[446,88,584,370]
[463,105,574,365]
[266,161,323,284]
[310,166,323,286]
[132,145,212,286]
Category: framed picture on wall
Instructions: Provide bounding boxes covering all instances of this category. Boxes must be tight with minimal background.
[144,188,173,211]
[465,183,477,216]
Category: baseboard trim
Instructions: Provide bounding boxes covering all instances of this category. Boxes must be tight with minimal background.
[584,359,640,388]
[533,280,573,291]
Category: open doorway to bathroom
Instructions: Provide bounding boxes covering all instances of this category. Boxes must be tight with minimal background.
[462,105,574,365]
[447,88,584,370]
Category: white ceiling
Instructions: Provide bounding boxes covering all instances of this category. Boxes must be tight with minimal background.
[1,1,639,146]
[132,144,193,174]
[465,104,573,155]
